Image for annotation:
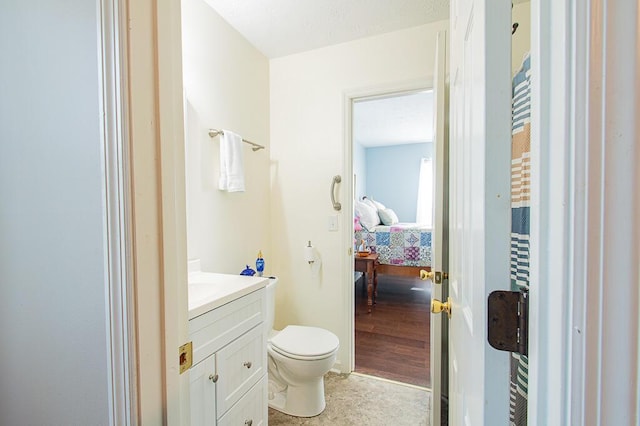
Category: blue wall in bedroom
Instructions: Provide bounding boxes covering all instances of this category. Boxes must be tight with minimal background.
[365,143,432,222]
[353,141,367,200]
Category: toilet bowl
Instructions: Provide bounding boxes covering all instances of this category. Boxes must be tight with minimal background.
[265,278,340,417]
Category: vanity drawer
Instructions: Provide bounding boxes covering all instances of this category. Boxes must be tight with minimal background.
[215,324,266,416]
[189,288,265,365]
[218,374,268,426]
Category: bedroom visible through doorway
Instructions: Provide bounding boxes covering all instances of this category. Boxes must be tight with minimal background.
[351,90,434,388]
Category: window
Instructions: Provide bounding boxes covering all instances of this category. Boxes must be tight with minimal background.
[416,158,433,227]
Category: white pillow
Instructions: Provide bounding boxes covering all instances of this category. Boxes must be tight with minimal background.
[368,197,386,211]
[355,199,380,230]
[378,208,399,226]
[362,197,377,210]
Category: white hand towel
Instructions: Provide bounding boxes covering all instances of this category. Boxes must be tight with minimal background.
[218,130,245,192]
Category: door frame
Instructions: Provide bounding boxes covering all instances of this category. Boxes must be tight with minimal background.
[124,0,189,423]
[156,0,190,423]
[99,0,137,423]
[341,79,433,376]
[530,0,640,423]
[430,30,449,425]
[528,0,571,423]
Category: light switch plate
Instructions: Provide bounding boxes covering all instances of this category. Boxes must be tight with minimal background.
[328,215,338,231]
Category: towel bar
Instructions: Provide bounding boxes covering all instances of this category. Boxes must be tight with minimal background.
[208,129,265,151]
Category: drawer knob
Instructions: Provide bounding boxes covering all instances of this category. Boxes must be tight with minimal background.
[243,361,252,369]
[245,420,253,426]
[208,373,218,383]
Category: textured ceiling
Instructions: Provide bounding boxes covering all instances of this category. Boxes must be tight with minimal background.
[353,91,433,147]
[203,0,450,58]
[200,1,529,147]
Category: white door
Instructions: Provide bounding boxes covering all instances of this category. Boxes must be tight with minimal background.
[448,0,512,424]
[429,29,448,426]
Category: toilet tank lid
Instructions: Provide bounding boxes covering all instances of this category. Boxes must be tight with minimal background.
[270,325,339,357]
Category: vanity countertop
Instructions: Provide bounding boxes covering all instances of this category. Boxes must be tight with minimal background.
[188,272,268,319]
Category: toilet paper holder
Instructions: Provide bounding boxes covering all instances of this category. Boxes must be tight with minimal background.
[305,241,315,264]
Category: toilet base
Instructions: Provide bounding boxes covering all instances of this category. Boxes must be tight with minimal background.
[268,377,326,417]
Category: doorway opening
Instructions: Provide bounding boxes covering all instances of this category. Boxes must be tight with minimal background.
[350,89,435,388]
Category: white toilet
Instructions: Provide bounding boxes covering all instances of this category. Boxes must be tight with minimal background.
[265,277,340,417]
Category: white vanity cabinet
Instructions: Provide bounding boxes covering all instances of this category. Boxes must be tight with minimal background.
[189,286,267,425]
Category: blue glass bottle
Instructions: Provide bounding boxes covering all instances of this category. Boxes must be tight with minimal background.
[256,251,265,277]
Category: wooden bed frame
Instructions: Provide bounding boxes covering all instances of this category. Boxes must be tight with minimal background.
[376,264,430,278]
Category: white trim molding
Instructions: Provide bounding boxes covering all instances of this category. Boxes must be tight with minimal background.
[155,0,190,424]
[97,0,137,424]
[530,0,640,424]
[341,79,433,377]
[571,0,640,424]
[529,0,572,424]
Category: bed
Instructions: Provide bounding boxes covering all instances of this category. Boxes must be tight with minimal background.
[355,223,432,277]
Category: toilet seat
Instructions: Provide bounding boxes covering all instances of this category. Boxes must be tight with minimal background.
[269,325,339,361]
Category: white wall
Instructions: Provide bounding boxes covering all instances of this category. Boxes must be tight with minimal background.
[270,21,447,370]
[353,141,367,200]
[179,0,529,376]
[0,1,110,423]
[366,143,431,222]
[181,0,271,274]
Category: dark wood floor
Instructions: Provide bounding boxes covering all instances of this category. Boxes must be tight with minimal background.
[355,273,431,388]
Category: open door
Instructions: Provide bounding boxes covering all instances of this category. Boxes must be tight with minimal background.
[427,30,449,426]
[447,0,513,424]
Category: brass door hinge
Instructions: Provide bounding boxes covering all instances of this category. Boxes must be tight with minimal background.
[487,289,528,356]
[179,341,193,374]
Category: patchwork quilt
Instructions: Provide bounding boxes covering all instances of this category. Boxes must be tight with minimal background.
[355,223,432,267]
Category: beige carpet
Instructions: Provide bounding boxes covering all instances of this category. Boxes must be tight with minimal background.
[268,372,431,425]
